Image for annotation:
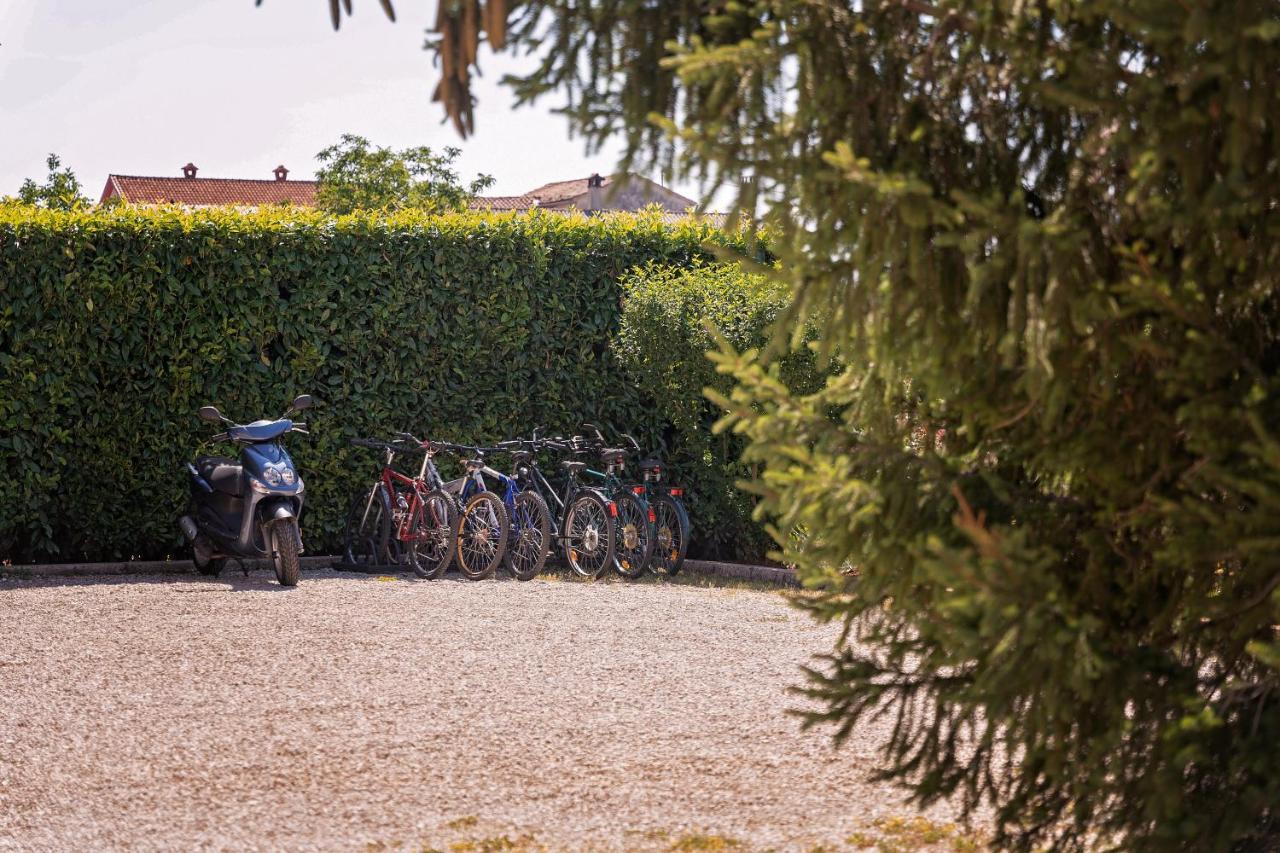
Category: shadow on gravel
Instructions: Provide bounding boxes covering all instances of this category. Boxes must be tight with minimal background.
[0,568,333,592]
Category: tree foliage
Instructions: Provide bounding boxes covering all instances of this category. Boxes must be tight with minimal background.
[317,0,1276,848]
[13,154,89,211]
[313,133,494,214]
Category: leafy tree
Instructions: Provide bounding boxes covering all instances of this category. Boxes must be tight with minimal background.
[285,1,1280,848]
[16,154,88,211]
[313,133,494,214]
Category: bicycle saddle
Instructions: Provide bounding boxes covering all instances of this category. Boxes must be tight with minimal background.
[560,460,587,473]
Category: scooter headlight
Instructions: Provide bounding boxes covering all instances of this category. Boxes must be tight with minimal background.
[281,468,296,485]
[262,467,283,486]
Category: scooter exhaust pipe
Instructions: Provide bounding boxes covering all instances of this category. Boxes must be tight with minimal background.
[178,515,199,543]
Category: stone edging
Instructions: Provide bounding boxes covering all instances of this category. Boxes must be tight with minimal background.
[0,555,335,579]
[2,555,798,587]
[682,559,799,587]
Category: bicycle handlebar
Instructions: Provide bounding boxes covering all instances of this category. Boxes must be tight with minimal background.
[433,440,484,457]
[351,437,421,454]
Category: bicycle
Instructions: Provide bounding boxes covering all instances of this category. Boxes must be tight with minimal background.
[503,433,617,579]
[437,441,549,581]
[616,431,691,576]
[574,424,655,579]
[344,436,457,578]
[430,441,511,580]
[472,443,553,581]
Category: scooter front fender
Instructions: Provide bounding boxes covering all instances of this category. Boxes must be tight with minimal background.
[257,498,304,554]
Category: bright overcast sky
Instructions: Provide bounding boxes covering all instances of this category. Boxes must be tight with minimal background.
[0,0,705,204]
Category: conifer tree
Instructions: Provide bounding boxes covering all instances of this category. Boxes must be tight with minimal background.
[295,0,1280,846]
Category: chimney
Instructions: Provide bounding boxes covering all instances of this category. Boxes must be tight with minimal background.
[182,163,198,179]
[273,165,289,182]
[586,172,605,213]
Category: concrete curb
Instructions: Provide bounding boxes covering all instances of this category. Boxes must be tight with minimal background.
[683,558,800,587]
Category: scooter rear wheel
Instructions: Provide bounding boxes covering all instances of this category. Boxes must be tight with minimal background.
[195,557,225,577]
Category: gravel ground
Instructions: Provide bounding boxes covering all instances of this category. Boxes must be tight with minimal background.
[0,568,976,851]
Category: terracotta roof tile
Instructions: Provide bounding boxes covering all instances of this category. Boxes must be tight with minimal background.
[101,175,317,207]
[468,195,538,211]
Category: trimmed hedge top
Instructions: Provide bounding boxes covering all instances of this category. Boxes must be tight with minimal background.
[0,204,752,562]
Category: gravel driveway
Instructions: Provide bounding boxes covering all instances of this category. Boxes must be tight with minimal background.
[0,569,974,851]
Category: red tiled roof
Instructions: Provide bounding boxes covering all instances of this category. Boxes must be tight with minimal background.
[523,175,610,204]
[100,175,318,207]
[468,195,538,211]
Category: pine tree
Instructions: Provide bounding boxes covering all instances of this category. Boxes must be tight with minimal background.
[302,0,1280,846]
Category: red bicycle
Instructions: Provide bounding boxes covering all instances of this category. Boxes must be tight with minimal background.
[343,435,457,578]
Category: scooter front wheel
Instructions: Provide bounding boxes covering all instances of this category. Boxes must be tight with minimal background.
[271,522,301,587]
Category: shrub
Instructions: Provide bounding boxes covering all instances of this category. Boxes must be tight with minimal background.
[616,260,824,560]
[0,204,756,563]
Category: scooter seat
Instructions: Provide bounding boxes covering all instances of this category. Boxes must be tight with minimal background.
[196,456,243,497]
[228,419,292,443]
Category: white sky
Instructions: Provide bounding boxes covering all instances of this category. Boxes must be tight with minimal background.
[0,0,702,203]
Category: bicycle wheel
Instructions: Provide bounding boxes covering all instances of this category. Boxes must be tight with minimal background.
[503,490,551,581]
[344,484,392,568]
[648,494,690,576]
[611,491,654,579]
[407,488,457,579]
[563,491,615,579]
[453,490,509,580]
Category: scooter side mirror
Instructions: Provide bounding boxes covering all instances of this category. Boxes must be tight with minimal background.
[288,394,314,413]
[198,406,224,424]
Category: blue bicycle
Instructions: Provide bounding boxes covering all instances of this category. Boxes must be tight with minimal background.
[437,442,550,581]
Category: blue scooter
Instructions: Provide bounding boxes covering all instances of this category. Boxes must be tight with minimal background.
[178,395,312,586]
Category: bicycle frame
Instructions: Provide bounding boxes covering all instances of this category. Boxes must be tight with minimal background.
[582,457,627,497]
[508,445,609,544]
[364,445,439,545]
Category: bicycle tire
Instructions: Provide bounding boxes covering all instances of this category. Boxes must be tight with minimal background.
[648,494,690,576]
[344,484,392,568]
[503,490,552,581]
[454,490,509,580]
[611,491,654,579]
[407,488,457,579]
[563,490,615,579]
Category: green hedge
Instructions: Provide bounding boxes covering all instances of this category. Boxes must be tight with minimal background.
[616,261,826,561]
[0,204,759,563]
